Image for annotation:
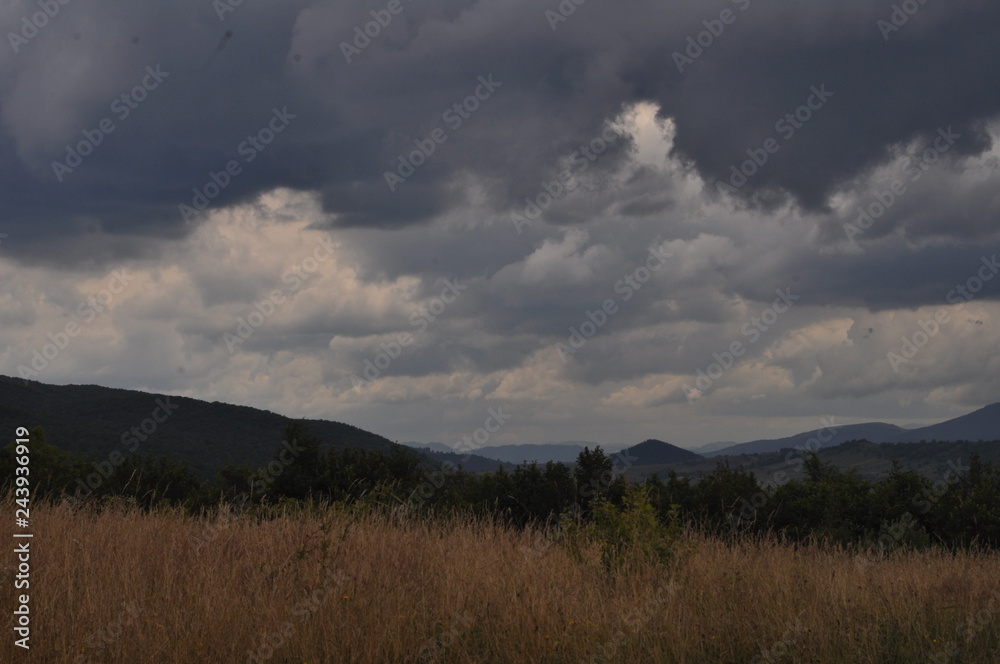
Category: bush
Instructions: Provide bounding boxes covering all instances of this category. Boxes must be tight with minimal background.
[560,483,679,575]
[865,512,931,555]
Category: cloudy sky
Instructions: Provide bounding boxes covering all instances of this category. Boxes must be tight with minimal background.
[2,0,999,450]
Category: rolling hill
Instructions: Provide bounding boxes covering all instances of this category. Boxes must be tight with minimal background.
[0,376,492,476]
[900,402,1000,443]
[707,422,907,457]
[706,403,1000,457]
[622,438,1000,484]
[4,375,997,484]
[623,439,703,465]
[401,441,627,465]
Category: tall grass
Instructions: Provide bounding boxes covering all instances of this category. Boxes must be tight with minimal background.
[2,497,998,663]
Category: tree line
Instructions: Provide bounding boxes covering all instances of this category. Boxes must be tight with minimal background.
[3,424,999,551]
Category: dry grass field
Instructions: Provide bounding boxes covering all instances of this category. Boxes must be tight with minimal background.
[2,497,999,663]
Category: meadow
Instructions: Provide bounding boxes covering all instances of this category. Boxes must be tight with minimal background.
[2,497,999,663]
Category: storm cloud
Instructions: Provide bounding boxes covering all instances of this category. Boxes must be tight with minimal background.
[1,0,998,448]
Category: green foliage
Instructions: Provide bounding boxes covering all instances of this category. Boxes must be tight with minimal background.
[0,376,398,477]
[866,512,931,554]
[926,453,1000,547]
[574,446,626,513]
[769,457,877,544]
[687,461,763,534]
[802,450,839,482]
[0,426,87,497]
[561,483,679,575]
[6,420,1000,555]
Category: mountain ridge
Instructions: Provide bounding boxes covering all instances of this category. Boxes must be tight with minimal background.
[2,375,995,475]
[0,376,402,475]
[704,403,1000,457]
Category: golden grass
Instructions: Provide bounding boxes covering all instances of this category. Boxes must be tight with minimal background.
[2,498,999,663]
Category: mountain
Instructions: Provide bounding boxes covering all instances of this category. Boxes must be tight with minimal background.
[403,440,699,468]
[402,441,456,454]
[624,439,703,465]
[0,376,407,476]
[898,402,1000,443]
[707,422,907,457]
[705,404,1000,457]
[404,442,617,465]
[626,438,1000,484]
[6,374,996,480]
[688,440,737,454]
[416,449,513,473]
[460,443,591,464]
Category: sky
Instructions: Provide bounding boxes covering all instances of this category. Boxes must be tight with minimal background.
[1,0,999,451]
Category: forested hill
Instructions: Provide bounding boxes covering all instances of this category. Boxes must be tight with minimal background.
[0,376,396,476]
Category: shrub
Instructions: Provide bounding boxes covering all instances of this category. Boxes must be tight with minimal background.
[560,483,680,575]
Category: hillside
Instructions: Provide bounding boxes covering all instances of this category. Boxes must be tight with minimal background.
[624,439,703,465]
[708,422,907,457]
[0,376,402,476]
[415,448,514,473]
[706,403,1000,457]
[899,402,1000,442]
[626,438,1000,484]
[4,375,997,483]
[402,442,623,465]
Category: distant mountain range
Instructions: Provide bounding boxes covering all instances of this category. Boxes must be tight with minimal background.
[688,440,737,455]
[1,375,996,482]
[403,438,699,470]
[401,442,622,465]
[705,403,1000,457]
[402,404,999,467]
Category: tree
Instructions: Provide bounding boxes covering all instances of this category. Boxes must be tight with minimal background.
[574,446,615,511]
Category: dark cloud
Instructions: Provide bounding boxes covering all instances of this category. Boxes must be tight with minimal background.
[3,0,997,267]
[2,0,1000,447]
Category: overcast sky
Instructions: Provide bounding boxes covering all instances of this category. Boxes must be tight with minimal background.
[2,0,999,450]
